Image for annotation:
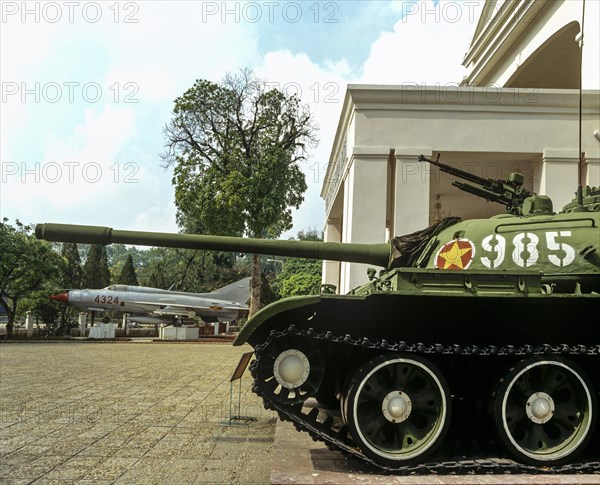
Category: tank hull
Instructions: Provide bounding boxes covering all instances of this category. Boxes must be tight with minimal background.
[241,290,599,472]
[237,291,600,348]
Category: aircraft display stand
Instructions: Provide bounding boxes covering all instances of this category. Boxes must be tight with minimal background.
[220,351,257,427]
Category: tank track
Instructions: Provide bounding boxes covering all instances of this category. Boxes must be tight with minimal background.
[250,324,600,475]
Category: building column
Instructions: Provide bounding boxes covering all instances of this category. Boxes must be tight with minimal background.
[393,148,432,237]
[540,149,579,210]
[584,154,600,188]
[339,149,389,294]
[322,218,341,291]
[25,311,33,338]
[78,312,87,337]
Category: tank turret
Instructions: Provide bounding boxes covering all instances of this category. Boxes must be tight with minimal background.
[34,155,599,475]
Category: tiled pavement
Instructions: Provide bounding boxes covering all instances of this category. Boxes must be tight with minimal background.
[0,342,276,484]
[2,342,598,485]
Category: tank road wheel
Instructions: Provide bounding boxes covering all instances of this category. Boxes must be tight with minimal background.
[493,356,596,466]
[254,335,325,406]
[343,354,451,467]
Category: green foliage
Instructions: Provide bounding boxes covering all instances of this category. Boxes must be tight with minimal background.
[164,69,317,238]
[0,219,65,336]
[294,228,323,242]
[162,69,318,315]
[136,246,244,293]
[61,243,83,289]
[273,259,322,298]
[260,272,279,307]
[278,271,322,298]
[106,244,142,267]
[20,288,63,335]
[116,254,139,286]
[271,229,324,299]
[146,261,170,290]
[107,244,143,282]
[83,245,111,288]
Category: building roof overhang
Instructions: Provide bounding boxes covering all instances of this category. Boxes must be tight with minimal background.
[461,0,553,86]
[321,84,599,202]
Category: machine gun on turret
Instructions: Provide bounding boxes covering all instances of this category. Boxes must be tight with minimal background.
[419,154,533,215]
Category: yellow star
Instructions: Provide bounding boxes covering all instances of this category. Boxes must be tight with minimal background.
[438,241,472,269]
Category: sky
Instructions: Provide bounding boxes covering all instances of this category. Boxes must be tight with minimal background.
[1,0,485,239]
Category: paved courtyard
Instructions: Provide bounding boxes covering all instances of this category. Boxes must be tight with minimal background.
[0,341,277,484]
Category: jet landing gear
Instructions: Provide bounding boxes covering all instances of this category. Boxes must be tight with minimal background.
[171,317,184,327]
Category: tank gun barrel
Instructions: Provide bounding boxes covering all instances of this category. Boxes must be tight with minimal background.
[418,154,489,187]
[35,223,391,267]
[418,154,533,215]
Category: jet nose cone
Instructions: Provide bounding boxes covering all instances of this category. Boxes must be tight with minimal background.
[50,293,68,302]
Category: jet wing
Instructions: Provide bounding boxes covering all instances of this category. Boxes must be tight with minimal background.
[152,306,197,318]
[84,307,109,312]
[130,300,230,311]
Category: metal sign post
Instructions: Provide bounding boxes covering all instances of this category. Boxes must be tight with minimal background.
[221,351,257,427]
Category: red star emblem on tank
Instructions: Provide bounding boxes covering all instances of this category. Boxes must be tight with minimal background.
[434,239,476,270]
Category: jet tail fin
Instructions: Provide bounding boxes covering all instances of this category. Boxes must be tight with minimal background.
[208,277,251,306]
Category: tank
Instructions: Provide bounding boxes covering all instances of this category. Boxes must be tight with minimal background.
[35,155,600,474]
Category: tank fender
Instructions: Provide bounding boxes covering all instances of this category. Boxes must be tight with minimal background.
[233,295,322,346]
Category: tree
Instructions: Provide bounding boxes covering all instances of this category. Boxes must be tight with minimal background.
[61,243,83,289]
[106,244,143,282]
[162,68,318,316]
[20,288,62,336]
[116,254,139,286]
[0,219,64,337]
[83,244,111,289]
[58,242,83,334]
[147,262,170,290]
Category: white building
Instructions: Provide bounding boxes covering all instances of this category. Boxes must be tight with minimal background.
[321,0,600,294]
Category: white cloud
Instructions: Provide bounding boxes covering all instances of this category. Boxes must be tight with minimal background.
[44,106,137,163]
[2,105,136,221]
[360,0,481,85]
[96,2,261,104]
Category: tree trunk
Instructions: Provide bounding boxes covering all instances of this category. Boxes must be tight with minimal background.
[5,299,17,339]
[249,254,262,317]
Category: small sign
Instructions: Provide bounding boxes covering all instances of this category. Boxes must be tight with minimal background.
[230,351,254,382]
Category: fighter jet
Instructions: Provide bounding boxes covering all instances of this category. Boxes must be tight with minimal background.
[50,277,251,326]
